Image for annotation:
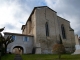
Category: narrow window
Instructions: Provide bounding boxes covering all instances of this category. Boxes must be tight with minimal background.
[23,36,28,42]
[45,22,49,37]
[12,35,15,40]
[61,24,66,39]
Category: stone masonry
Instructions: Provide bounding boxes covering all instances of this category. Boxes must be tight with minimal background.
[21,6,75,54]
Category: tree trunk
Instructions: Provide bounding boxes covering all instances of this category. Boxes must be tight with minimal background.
[0,44,2,60]
[5,45,7,54]
[59,53,61,60]
[0,55,1,60]
[0,52,1,60]
[0,49,1,60]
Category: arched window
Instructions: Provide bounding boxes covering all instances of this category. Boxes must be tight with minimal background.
[61,24,66,39]
[45,22,49,37]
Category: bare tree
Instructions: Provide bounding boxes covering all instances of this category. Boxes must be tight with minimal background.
[0,27,5,60]
[52,35,65,60]
[0,27,5,32]
[0,27,13,54]
[3,36,13,54]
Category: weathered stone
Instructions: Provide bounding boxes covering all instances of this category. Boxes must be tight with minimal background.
[21,6,75,54]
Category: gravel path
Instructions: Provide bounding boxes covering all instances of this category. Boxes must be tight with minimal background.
[14,54,22,60]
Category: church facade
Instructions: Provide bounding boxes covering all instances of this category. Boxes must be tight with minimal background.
[21,6,75,54]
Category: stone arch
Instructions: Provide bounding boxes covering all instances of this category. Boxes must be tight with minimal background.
[10,45,26,54]
[13,46,23,54]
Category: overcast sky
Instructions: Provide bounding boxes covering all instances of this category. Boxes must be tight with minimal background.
[0,0,80,36]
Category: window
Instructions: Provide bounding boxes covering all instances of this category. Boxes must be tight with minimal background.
[23,36,28,42]
[61,24,66,39]
[45,22,49,37]
[12,35,15,40]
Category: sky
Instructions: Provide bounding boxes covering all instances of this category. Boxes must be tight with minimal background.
[0,0,80,36]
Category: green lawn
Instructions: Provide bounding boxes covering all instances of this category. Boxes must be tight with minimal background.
[1,54,80,60]
[1,54,15,60]
[21,54,80,60]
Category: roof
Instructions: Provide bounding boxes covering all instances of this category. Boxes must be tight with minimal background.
[57,16,70,22]
[21,25,25,30]
[4,32,33,37]
[21,6,57,30]
[21,6,71,30]
[27,6,56,22]
[69,27,74,31]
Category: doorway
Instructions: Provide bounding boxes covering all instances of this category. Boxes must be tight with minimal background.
[12,46,23,54]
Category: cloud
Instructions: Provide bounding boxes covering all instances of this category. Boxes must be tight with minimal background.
[45,0,80,36]
[0,0,29,33]
[0,0,46,34]
[0,0,79,37]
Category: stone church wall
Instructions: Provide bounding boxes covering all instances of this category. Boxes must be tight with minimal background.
[35,7,60,54]
[22,6,75,54]
[57,16,75,52]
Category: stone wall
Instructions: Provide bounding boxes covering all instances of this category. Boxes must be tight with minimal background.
[22,6,75,54]
[35,7,75,53]
[35,7,60,54]
[57,16,75,52]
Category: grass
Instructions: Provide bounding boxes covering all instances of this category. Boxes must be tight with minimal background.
[21,54,80,60]
[1,54,15,60]
[1,54,80,60]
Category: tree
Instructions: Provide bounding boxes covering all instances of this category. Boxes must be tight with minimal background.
[0,27,13,54]
[53,44,65,58]
[0,37,2,60]
[0,27,5,32]
[3,36,13,54]
[0,34,5,55]
[52,35,65,60]
[0,27,5,60]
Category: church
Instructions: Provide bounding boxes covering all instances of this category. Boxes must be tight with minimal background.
[5,6,75,54]
[21,6,75,54]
